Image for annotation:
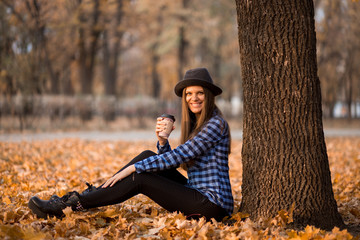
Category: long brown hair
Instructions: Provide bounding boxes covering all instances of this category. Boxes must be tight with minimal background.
[180,87,215,144]
[180,86,231,152]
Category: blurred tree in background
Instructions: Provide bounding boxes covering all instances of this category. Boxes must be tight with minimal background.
[316,0,360,119]
[0,0,358,131]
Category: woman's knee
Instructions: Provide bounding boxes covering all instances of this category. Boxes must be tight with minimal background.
[137,150,156,159]
[124,150,157,167]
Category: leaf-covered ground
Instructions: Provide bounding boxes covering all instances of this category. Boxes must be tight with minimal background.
[0,137,359,239]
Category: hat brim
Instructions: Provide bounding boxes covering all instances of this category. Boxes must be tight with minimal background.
[174,79,222,97]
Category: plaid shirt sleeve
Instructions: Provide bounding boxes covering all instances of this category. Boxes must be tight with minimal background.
[156,141,171,154]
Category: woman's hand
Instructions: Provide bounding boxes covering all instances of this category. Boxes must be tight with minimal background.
[155,117,175,145]
[102,165,136,188]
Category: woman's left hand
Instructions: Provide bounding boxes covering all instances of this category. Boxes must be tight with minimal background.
[102,165,136,188]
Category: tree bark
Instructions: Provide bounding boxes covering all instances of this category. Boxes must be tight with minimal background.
[235,0,344,230]
[26,0,59,94]
[177,0,189,81]
[78,0,101,95]
[103,0,124,96]
[149,5,165,99]
[344,50,354,119]
[213,32,224,81]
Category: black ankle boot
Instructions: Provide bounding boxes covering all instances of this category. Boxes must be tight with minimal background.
[28,191,84,219]
[50,195,60,201]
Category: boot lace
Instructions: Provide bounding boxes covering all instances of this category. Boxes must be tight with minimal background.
[48,191,84,211]
[81,182,97,195]
[49,191,74,204]
[85,182,94,191]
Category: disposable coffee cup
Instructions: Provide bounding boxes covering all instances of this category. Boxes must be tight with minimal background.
[159,114,175,139]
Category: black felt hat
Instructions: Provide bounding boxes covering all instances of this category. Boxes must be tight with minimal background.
[174,68,222,97]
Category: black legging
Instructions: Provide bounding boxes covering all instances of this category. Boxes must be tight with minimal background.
[79,150,228,221]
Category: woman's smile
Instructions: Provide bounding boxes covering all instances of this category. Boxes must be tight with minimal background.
[185,86,205,116]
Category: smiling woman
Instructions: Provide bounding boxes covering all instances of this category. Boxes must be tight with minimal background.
[28,68,233,222]
[185,86,205,116]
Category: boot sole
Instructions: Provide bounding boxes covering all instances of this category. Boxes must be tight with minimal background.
[28,198,53,219]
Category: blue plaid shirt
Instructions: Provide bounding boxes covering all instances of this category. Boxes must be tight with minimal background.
[134,112,234,215]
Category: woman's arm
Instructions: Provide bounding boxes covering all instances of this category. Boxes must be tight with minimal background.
[135,116,228,173]
[102,117,176,188]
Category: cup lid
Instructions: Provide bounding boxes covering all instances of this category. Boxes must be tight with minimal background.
[160,113,175,122]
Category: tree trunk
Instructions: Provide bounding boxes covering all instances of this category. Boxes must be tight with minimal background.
[78,0,101,95]
[150,53,161,98]
[26,0,59,94]
[177,0,189,81]
[103,0,123,96]
[213,32,224,80]
[344,50,354,119]
[235,0,344,230]
[149,6,165,99]
[78,25,92,94]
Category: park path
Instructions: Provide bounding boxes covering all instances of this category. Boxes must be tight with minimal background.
[1,129,360,142]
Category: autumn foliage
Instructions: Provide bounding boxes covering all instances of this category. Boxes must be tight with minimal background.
[0,138,359,239]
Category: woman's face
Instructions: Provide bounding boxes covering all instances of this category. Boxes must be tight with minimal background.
[185,86,205,116]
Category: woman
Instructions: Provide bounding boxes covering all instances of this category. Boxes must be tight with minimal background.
[28,67,234,222]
